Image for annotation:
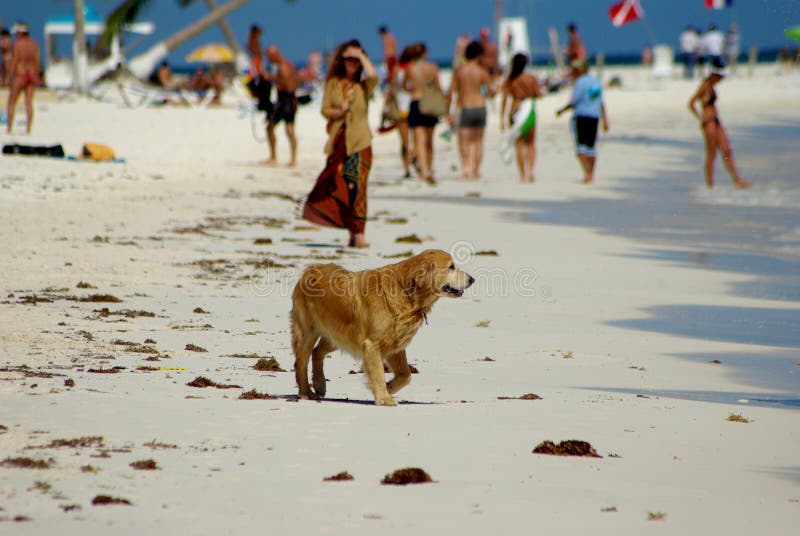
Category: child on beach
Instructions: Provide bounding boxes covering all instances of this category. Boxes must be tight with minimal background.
[555,58,609,184]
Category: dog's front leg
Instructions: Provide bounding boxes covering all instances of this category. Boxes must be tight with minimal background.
[386,350,411,395]
[362,340,397,406]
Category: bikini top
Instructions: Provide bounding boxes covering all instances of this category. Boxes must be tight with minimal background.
[703,89,717,107]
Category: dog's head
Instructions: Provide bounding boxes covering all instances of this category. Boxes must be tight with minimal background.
[403,249,474,300]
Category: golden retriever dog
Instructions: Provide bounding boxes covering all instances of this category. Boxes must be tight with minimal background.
[290,249,474,406]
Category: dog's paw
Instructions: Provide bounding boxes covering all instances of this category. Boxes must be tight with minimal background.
[312,379,327,398]
[375,396,398,407]
[298,390,320,401]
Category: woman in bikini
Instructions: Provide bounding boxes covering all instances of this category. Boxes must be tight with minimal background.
[6,22,40,135]
[500,53,543,183]
[403,42,442,184]
[688,59,751,189]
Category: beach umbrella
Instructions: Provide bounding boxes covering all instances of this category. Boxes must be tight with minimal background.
[185,43,234,63]
[785,26,800,43]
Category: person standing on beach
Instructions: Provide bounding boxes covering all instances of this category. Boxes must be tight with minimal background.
[565,23,586,65]
[555,58,608,184]
[478,28,499,81]
[246,24,273,118]
[687,59,751,189]
[725,25,740,76]
[380,44,417,178]
[6,22,40,135]
[452,32,470,70]
[699,25,724,76]
[403,42,442,184]
[378,25,397,85]
[447,40,494,180]
[302,40,377,248]
[265,45,299,167]
[679,25,699,79]
[1,29,12,87]
[500,53,543,183]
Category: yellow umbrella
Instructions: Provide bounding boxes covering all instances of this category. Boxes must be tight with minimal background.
[185,43,234,63]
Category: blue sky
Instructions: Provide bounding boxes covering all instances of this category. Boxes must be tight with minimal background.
[4,0,799,66]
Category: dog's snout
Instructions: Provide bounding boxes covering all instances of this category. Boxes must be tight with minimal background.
[467,275,475,287]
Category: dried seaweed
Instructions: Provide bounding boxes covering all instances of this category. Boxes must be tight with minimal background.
[532,440,601,458]
[381,467,433,485]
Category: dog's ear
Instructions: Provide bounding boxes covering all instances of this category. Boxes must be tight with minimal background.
[405,261,436,296]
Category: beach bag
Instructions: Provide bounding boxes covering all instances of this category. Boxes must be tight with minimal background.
[418,83,446,118]
[82,143,116,161]
[246,75,273,112]
[383,95,401,122]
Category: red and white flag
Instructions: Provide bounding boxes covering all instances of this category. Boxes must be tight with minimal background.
[608,0,645,28]
[705,0,733,9]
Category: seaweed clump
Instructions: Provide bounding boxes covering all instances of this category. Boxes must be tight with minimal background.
[186,376,241,389]
[532,440,601,458]
[381,467,433,485]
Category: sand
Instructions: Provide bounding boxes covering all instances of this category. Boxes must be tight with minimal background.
[1,64,799,534]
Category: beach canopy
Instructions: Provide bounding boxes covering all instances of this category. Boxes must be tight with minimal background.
[785,26,800,43]
[185,43,235,63]
[44,3,154,36]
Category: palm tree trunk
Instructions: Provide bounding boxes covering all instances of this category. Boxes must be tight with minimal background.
[128,0,250,79]
[204,0,240,54]
[163,0,250,52]
[73,0,89,94]
[204,0,249,71]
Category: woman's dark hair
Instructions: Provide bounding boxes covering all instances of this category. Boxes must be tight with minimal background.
[399,42,426,64]
[327,39,365,81]
[465,41,483,60]
[508,53,528,80]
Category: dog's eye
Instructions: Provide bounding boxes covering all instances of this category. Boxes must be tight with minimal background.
[448,263,455,270]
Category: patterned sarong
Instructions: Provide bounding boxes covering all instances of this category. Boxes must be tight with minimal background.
[302,128,371,234]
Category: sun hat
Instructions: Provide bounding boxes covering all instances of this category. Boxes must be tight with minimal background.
[11,21,29,34]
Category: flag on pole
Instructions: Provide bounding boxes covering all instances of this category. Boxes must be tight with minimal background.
[608,0,645,28]
[705,0,733,9]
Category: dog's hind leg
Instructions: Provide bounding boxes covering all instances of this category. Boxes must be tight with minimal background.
[362,340,397,406]
[311,337,335,397]
[386,350,412,395]
[291,310,317,400]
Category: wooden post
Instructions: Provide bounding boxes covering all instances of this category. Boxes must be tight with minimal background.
[548,27,565,75]
[595,52,604,80]
[73,0,89,94]
[747,46,758,78]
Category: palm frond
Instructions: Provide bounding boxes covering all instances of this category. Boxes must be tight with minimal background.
[99,0,156,50]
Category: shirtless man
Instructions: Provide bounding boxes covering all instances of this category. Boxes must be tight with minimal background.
[6,22,40,135]
[447,41,495,179]
[378,26,397,84]
[264,45,299,167]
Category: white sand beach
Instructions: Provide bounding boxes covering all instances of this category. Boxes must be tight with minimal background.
[1,65,799,534]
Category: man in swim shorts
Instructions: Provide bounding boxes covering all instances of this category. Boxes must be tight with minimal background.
[265,45,299,167]
[556,58,609,184]
[446,40,494,179]
[6,22,40,135]
[378,26,398,85]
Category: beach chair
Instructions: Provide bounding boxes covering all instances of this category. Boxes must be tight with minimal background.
[652,44,674,79]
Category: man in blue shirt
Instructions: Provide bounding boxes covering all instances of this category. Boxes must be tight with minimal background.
[556,58,609,183]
